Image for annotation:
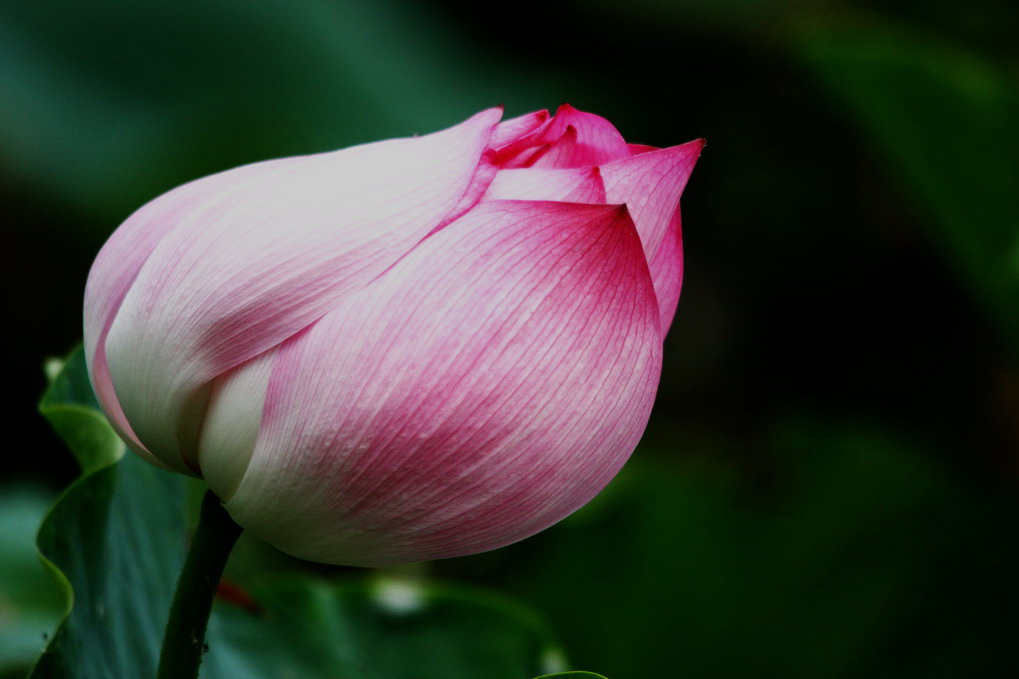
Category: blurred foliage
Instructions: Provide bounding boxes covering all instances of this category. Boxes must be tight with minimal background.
[0,0,558,224]
[796,18,1019,354]
[442,422,1018,678]
[205,580,566,679]
[2,0,1017,677]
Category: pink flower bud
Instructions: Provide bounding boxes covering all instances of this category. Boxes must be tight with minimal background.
[83,105,703,566]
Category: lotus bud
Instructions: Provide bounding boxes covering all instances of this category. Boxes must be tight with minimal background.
[83,105,703,566]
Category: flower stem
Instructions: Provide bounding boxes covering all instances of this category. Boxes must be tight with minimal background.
[157,490,242,679]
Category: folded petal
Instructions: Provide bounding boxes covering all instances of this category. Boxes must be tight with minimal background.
[491,116,554,167]
[492,105,631,169]
[103,108,502,473]
[600,139,703,264]
[209,200,662,566]
[483,166,606,203]
[488,109,549,149]
[649,208,684,335]
[528,125,579,169]
[540,104,631,167]
[627,143,658,155]
[197,348,277,501]
[497,144,547,169]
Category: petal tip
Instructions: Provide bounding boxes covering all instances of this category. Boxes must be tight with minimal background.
[609,201,632,221]
[471,106,505,128]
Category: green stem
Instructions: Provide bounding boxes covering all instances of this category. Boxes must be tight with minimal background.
[157,491,242,679]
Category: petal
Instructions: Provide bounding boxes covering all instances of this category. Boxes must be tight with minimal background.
[527,125,579,169]
[103,108,502,473]
[627,143,658,155]
[492,104,631,169]
[491,117,554,167]
[496,123,573,170]
[488,109,549,149]
[83,154,304,464]
[482,166,606,203]
[540,104,631,167]
[649,207,684,335]
[498,143,550,169]
[599,138,703,263]
[431,150,500,234]
[197,347,277,501]
[213,200,662,566]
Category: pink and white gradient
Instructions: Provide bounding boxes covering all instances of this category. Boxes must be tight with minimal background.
[83,105,703,566]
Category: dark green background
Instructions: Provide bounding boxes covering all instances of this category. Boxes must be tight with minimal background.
[2,0,1016,677]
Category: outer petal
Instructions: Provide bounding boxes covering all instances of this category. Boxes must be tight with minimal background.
[483,166,606,203]
[83,154,305,463]
[649,208,684,335]
[207,200,662,566]
[430,150,499,235]
[600,139,703,261]
[103,108,502,473]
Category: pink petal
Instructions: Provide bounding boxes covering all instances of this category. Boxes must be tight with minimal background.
[496,123,570,170]
[491,105,632,169]
[483,166,606,203]
[649,207,684,335]
[102,108,502,473]
[627,143,658,155]
[528,126,579,169]
[83,155,304,466]
[431,150,500,234]
[599,139,703,313]
[491,117,554,167]
[209,200,662,566]
[540,104,631,167]
[497,143,549,169]
[595,139,701,326]
[488,109,549,149]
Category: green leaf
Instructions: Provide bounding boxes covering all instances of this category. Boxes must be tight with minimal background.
[32,347,193,677]
[0,486,64,677]
[533,673,609,679]
[38,349,124,474]
[794,20,1019,352]
[31,347,567,678]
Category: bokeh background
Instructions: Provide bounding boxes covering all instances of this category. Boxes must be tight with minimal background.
[2,0,1017,677]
